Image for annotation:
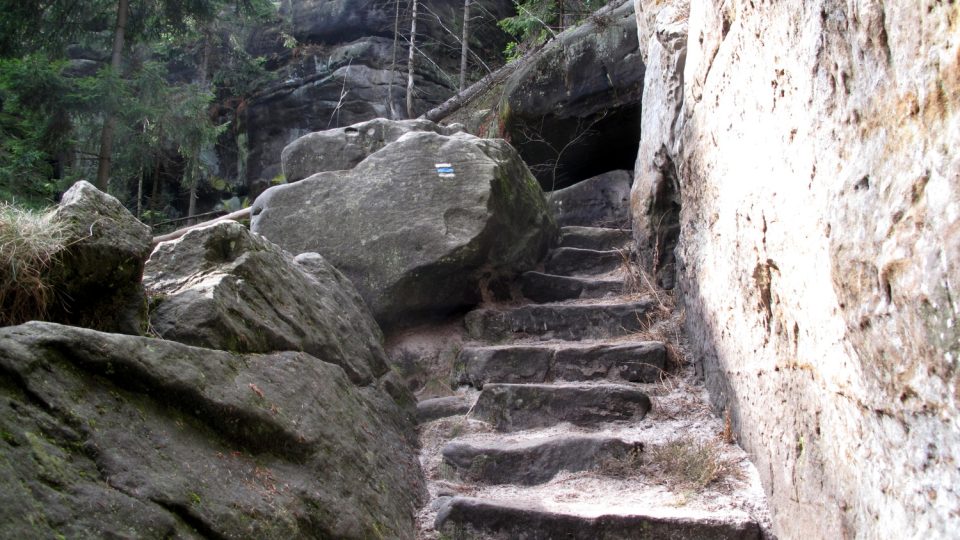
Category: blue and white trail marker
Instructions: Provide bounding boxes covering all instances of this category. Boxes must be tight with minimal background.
[435,163,455,178]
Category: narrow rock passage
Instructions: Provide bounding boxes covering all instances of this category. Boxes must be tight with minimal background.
[415,221,771,539]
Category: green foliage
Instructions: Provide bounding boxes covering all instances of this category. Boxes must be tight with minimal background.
[498,0,556,47]
[0,55,89,207]
[212,39,274,97]
[498,0,613,53]
[503,41,522,62]
[0,0,114,58]
[0,0,279,217]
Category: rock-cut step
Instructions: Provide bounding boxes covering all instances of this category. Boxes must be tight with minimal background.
[435,497,763,540]
[520,271,623,302]
[464,299,656,341]
[470,383,651,432]
[454,341,667,388]
[559,226,631,251]
[442,435,640,485]
[417,394,475,423]
[544,247,624,276]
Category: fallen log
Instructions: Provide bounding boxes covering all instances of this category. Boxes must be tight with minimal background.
[151,207,251,246]
[420,53,534,123]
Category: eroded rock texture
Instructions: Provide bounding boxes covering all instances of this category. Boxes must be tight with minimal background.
[634,0,960,536]
[0,322,424,539]
[144,221,389,386]
[251,126,557,328]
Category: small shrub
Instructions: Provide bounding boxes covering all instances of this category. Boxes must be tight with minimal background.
[0,203,65,326]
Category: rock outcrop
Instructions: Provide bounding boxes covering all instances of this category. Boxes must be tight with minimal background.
[0,322,424,539]
[499,1,645,190]
[144,221,388,385]
[633,0,960,536]
[251,127,557,328]
[46,181,151,334]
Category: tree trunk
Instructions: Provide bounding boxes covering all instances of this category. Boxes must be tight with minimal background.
[388,0,401,119]
[406,0,418,118]
[94,0,129,192]
[149,145,162,211]
[459,0,470,92]
[136,122,144,218]
[187,32,212,223]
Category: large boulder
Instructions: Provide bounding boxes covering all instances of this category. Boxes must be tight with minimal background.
[642,0,960,537]
[251,129,557,328]
[499,1,645,190]
[0,322,424,539]
[282,118,464,183]
[144,221,388,385]
[46,181,151,334]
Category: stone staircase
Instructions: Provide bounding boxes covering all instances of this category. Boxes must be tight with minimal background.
[415,224,770,539]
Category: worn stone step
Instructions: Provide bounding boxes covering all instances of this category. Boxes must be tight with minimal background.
[559,226,632,251]
[470,383,651,432]
[435,497,762,540]
[454,342,667,388]
[544,247,625,276]
[442,435,640,485]
[464,299,655,341]
[417,394,475,423]
[520,271,623,302]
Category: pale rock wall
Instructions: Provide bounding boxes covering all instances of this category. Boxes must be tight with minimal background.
[631,1,688,288]
[634,0,960,537]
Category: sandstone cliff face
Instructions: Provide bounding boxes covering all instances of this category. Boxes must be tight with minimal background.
[634,1,959,536]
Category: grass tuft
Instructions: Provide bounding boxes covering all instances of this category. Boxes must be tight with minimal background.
[648,437,738,489]
[599,436,739,490]
[0,202,66,326]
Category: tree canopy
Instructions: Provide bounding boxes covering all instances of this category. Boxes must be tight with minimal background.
[0,0,274,218]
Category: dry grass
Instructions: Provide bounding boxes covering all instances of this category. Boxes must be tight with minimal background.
[648,437,739,489]
[597,443,645,478]
[722,407,735,444]
[599,436,739,490]
[616,251,689,372]
[0,203,66,326]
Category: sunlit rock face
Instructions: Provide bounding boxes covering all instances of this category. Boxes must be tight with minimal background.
[634,0,960,537]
